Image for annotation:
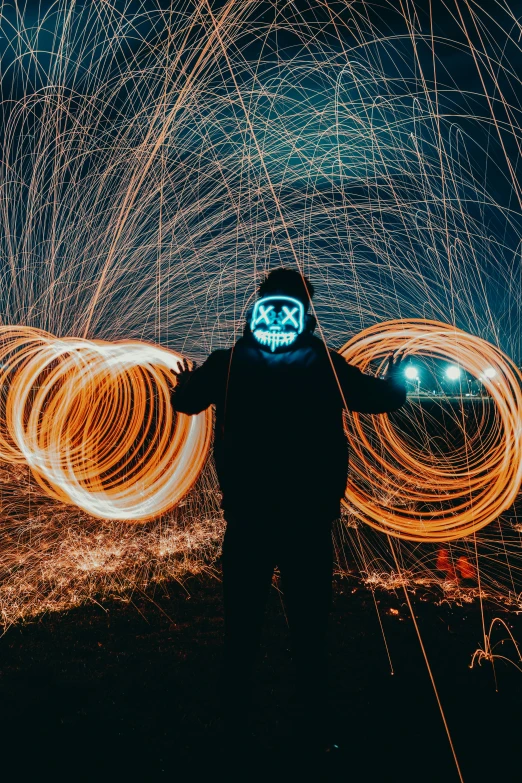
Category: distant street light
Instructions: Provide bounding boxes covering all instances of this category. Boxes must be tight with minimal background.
[446,365,461,380]
[405,365,419,380]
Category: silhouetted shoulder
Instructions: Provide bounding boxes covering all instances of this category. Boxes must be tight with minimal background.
[172,347,231,414]
[328,348,407,414]
[204,347,232,369]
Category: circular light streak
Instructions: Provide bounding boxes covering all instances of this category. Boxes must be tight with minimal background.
[484,367,497,379]
[340,319,522,542]
[0,328,212,521]
[1,320,521,541]
[446,365,461,380]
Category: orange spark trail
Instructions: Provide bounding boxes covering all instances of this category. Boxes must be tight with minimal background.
[0,327,211,520]
[341,319,522,541]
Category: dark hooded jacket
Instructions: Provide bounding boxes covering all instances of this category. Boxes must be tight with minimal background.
[172,321,406,519]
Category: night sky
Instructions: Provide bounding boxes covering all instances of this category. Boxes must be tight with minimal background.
[0,2,521,358]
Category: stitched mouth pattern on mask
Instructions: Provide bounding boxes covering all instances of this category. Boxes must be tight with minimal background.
[253,329,298,352]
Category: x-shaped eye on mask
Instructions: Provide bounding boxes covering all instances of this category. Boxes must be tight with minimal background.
[257,304,275,326]
[281,306,299,329]
[250,295,305,352]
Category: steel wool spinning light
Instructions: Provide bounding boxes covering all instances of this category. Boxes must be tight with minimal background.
[0,327,212,521]
[340,320,522,542]
[0,320,519,542]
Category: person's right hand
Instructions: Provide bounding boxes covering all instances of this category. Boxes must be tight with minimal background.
[170,358,194,391]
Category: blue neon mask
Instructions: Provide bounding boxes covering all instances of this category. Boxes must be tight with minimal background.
[250,295,305,352]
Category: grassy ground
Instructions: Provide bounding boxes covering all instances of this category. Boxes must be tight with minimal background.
[0,570,521,782]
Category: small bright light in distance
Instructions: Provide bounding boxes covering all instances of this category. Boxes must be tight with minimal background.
[484,367,497,379]
[446,365,461,380]
[405,365,419,380]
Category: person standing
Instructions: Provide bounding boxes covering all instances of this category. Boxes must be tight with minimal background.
[171,268,407,752]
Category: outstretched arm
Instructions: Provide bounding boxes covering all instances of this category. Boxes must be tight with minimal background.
[331,350,407,414]
[170,350,224,414]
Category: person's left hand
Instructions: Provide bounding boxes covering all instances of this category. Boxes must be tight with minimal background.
[384,350,408,382]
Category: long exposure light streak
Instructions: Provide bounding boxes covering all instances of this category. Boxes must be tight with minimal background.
[1,319,519,546]
[341,319,522,541]
[0,327,211,520]
[0,0,521,624]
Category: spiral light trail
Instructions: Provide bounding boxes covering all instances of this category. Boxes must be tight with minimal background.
[0,0,521,623]
[341,320,522,541]
[0,327,211,520]
[0,319,519,543]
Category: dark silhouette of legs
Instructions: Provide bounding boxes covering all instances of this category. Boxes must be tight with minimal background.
[221,513,333,743]
[278,521,333,740]
[221,520,275,732]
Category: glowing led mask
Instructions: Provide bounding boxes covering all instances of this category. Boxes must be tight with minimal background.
[250,295,305,352]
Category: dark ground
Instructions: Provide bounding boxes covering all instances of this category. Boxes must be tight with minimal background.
[1,571,521,783]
